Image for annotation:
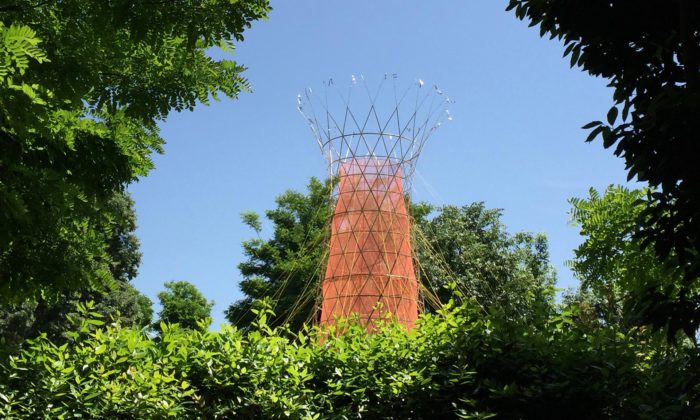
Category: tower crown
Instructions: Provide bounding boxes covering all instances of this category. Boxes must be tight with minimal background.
[298,74,452,192]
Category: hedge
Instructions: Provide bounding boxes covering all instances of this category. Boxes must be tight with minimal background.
[0,302,697,419]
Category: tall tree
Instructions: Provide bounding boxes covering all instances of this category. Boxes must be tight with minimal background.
[415,203,556,322]
[0,0,271,303]
[567,186,695,340]
[226,179,556,330]
[156,281,213,332]
[226,178,334,331]
[0,192,152,353]
[507,0,700,339]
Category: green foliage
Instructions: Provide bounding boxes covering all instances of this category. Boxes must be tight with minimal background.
[568,186,649,327]
[508,0,700,341]
[104,193,142,283]
[415,203,557,321]
[0,283,153,355]
[0,22,48,104]
[0,191,151,354]
[226,177,334,330]
[0,0,271,303]
[94,283,153,331]
[241,210,263,234]
[0,302,697,418]
[156,281,213,332]
[227,180,556,330]
[568,186,695,341]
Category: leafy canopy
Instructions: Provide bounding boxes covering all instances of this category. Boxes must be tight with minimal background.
[0,192,152,354]
[508,0,700,340]
[568,186,696,341]
[226,177,334,331]
[0,0,271,303]
[156,281,213,332]
[415,203,556,321]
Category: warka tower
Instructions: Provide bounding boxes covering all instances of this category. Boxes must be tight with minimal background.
[298,74,451,331]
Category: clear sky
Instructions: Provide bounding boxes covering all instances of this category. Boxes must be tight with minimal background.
[129,0,634,327]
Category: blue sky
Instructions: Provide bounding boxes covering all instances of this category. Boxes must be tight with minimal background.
[129,0,634,327]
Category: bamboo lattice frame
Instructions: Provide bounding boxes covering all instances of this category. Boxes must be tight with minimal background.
[298,74,452,330]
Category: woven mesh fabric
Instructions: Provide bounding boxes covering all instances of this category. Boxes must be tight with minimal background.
[321,157,418,330]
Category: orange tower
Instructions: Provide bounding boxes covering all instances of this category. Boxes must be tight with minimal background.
[298,75,451,331]
[322,157,418,329]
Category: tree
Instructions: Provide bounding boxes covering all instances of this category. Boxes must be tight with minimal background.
[226,178,334,331]
[507,0,700,339]
[567,186,695,341]
[93,282,153,330]
[156,281,213,332]
[104,192,142,283]
[415,203,556,322]
[226,179,556,330]
[0,192,152,353]
[0,283,153,353]
[0,0,271,303]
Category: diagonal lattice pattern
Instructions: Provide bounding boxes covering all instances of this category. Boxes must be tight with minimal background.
[322,157,417,329]
[298,75,451,331]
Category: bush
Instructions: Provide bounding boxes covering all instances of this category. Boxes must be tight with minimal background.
[0,301,697,419]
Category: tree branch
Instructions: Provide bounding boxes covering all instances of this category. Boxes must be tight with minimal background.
[680,0,700,89]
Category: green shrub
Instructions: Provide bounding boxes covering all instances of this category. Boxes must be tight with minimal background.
[0,301,697,419]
